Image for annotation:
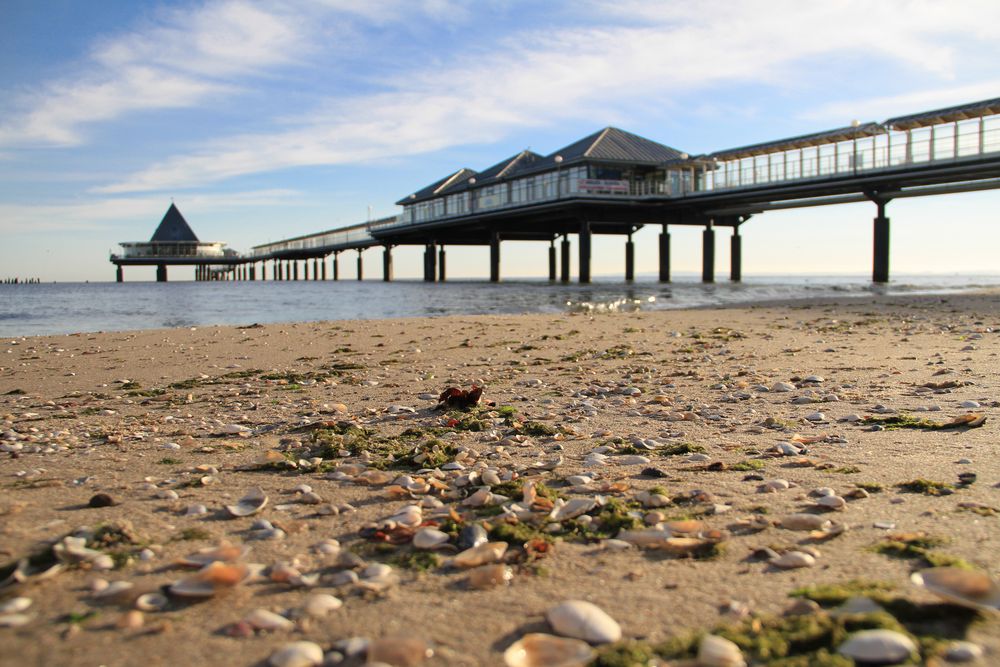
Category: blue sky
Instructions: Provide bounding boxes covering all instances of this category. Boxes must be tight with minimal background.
[2,0,999,282]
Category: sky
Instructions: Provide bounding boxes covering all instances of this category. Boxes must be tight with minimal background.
[1,0,999,282]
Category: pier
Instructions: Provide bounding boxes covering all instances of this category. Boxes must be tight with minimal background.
[112,97,1000,283]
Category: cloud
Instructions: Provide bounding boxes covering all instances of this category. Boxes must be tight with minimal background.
[802,81,1000,125]
[97,0,1000,193]
[0,0,385,148]
[0,189,299,233]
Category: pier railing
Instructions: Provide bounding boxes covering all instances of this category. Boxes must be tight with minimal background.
[248,217,397,257]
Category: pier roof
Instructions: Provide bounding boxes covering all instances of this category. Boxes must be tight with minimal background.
[708,122,883,161]
[543,126,688,166]
[886,97,1000,130]
[150,204,200,242]
[399,168,479,205]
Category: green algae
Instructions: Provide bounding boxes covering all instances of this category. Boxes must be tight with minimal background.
[896,478,955,496]
[659,442,706,456]
[730,459,766,471]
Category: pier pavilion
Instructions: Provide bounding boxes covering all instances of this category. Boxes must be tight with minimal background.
[111,204,240,282]
[111,97,1000,284]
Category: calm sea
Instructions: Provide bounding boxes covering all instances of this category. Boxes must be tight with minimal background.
[1,274,997,337]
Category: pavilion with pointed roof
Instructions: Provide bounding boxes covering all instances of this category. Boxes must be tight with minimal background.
[110,204,238,282]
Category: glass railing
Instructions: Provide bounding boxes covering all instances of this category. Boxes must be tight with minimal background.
[111,243,227,259]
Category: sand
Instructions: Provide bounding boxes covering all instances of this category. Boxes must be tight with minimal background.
[2,292,1000,666]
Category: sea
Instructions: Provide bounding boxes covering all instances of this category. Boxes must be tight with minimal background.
[1,273,998,338]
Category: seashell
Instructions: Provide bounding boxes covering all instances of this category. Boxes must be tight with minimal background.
[833,597,883,616]
[355,469,394,485]
[816,495,846,511]
[771,551,816,569]
[762,478,791,492]
[303,593,342,617]
[93,580,135,600]
[771,382,795,392]
[838,629,916,664]
[268,641,324,667]
[550,498,597,522]
[169,561,249,598]
[660,537,713,555]
[226,487,268,517]
[466,564,513,590]
[244,608,294,631]
[177,542,248,567]
[616,455,651,465]
[911,567,1000,612]
[367,637,434,666]
[412,528,450,550]
[452,541,507,568]
[617,529,671,548]
[135,592,168,611]
[780,513,831,531]
[362,563,394,580]
[388,505,423,527]
[697,634,747,667]
[636,491,670,508]
[0,597,31,614]
[313,538,341,555]
[457,524,488,550]
[117,609,144,630]
[546,600,621,644]
[503,633,594,667]
[666,520,705,535]
[944,641,983,662]
[0,613,32,627]
[565,475,593,487]
[463,488,494,507]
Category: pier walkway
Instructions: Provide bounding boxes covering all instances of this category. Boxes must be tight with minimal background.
[113,98,1000,283]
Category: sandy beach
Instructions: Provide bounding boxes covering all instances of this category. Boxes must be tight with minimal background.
[2,292,1000,666]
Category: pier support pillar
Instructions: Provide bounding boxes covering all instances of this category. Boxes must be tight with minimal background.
[702,223,715,283]
[548,240,557,280]
[659,225,671,282]
[579,221,591,284]
[156,264,167,283]
[625,233,635,282]
[311,258,317,281]
[250,265,256,281]
[423,243,436,282]
[560,236,570,282]
[321,258,327,281]
[292,262,298,281]
[332,253,339,281]
[383,246,393,282]
[438,246,446,282]
[356,249,363,280]
[116,265,123,283]
[730,227,742,282]
[873,202,890,283]
[490,233,501,283]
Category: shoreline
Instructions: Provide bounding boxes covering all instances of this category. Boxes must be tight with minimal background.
[2,293,1000,665]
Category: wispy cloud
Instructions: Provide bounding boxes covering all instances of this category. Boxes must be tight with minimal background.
[95,0,1000,193]
[0,189,299,233]
[0,1,309,148]
[802,81,1000,125]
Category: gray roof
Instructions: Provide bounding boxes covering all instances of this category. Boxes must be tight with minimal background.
[886,97,1000,130]
[396,168,478,205]
[150,204,199,242]
[708,122,883,161]
[439,150,544,195]
[546,127,688,166]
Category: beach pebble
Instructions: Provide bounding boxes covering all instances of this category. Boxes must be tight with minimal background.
[268,641,324,667]
[545,600,621,644]
[838,629,916,664]
[771,551,816,569]
[944,641,983,662]
[771,382,795,392]
[697,634,747,667]
[959,400,980,408]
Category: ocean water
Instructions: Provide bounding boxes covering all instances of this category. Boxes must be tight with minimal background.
[1,273,997,337]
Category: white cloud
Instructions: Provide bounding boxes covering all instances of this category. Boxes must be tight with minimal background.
[98,0,1000,193]
[0,189,299,233]
[802,81,1000,125]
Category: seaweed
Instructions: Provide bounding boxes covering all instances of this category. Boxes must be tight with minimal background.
[659,442,706,456]
[730,459,766,471]
[896,479,955,496]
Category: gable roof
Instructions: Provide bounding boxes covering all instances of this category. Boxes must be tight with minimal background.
[885,97,1000,131]
[396,168,478,205]
[150,204,200,242]
[546,127,689,165]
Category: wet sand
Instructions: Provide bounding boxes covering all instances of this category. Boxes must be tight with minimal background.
[2,292,1000,666]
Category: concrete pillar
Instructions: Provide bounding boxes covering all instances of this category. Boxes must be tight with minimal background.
[251,265,256,281]
[438,246,446,282]
[625,233,635,282]
[116,265,123,283]
[313,258,319,281]
[730,227,742,282]
[332,253,339,280]
[293,261,299,281]
[383,246,393,282]
[489,233,500,282]
[424,243,436,281]
[560,236,570,282]
[321,258,327,280]
[548,240,557,280]
[578,220,591,284]
[702,222,715,283]
[356,249,363,280]
[658,224,671,282]
[873,201,890,283]
[156,264,167,282]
